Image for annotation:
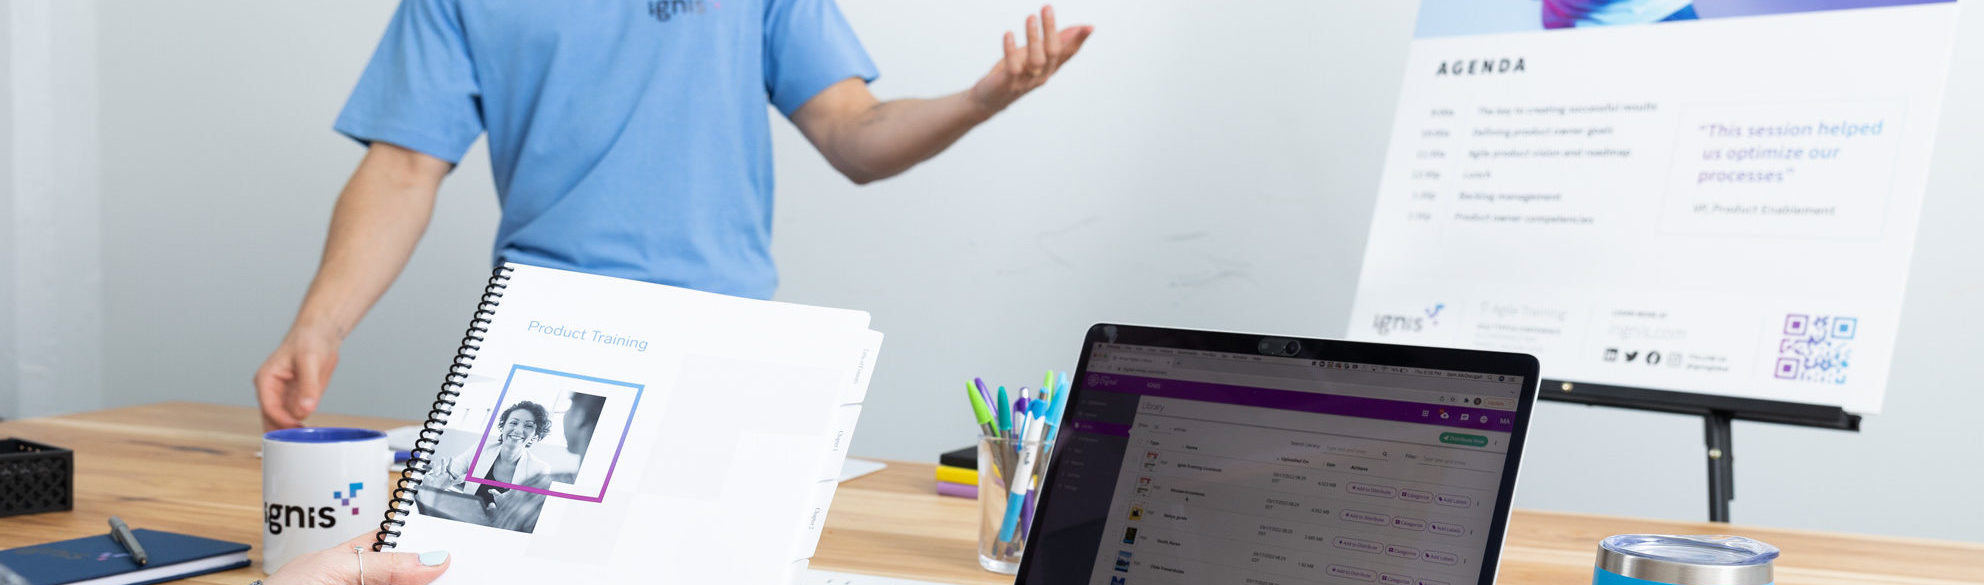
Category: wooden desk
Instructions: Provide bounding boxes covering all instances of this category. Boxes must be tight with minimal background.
[1,404,1978,584]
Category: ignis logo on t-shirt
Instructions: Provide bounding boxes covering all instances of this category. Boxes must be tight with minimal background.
[647,0,714,23]
[266,482,365,535]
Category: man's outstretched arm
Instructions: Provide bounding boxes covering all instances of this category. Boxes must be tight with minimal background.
[254,142,451,430]
[790,5,1093,185]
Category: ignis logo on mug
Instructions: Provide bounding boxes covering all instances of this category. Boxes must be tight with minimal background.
[267,481,365,535]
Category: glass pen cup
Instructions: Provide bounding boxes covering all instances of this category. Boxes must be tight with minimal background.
[978,436,1054,574]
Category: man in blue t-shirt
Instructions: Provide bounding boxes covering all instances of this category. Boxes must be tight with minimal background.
[255,0,1093,429]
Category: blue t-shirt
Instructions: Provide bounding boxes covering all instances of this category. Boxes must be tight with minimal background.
[334,0,878,299]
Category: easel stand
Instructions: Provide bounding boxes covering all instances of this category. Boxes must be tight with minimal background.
[1539,380,1859,523]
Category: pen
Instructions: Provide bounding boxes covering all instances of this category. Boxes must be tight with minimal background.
[968,382,998,439]
[108,516,148,566]
[972,381,1013,481]
[1019,480,1041,542]
[973,377,994,413]
[1014,395,1030,432]
[995,386,1013,439]
[998,400,1050,545]
[1019,375,1050,541]
[1014,390,1033,457]
[1043,378,1073,444]
[1034,378,1051,420]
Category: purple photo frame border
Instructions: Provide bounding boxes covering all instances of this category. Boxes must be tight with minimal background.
[465,364,645,503]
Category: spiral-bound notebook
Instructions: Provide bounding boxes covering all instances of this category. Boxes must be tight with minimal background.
[374,262,882,584]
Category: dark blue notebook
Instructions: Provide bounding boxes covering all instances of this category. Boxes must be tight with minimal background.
[0,528,250,585]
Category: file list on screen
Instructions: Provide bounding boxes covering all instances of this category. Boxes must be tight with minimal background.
[1020,343,1523,585]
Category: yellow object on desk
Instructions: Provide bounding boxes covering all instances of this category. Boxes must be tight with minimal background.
[0,403,1980,585]
[934,464,977,486]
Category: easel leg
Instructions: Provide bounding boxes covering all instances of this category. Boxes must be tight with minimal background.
[1704,410,1735,523]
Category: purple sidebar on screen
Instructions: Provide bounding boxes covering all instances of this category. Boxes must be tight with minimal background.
[1073,420,1133,437]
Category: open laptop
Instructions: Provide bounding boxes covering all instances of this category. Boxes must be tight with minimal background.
[1014,324,1540,585]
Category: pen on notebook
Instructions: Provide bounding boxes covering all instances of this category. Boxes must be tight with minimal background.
[108,516,148,566]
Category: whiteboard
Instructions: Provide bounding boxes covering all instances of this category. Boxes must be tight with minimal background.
[1345,0,1964,415]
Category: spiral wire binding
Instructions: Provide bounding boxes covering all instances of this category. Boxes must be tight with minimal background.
[374,264,513,551]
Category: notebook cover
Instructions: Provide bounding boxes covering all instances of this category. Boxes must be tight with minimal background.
[934,465,977,486]
[0,528,250,585]
[934,481,977,499]
[938,446,976,470]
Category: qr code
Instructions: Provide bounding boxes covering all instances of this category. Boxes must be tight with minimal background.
[1774,314,1854,384]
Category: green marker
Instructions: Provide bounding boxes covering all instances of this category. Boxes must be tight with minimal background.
[1043,370,1057,404]
[968,382,998,438]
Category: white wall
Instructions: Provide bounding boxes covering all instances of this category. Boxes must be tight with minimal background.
[94,0,499,428]
[774,0,1405,476]
[3,0,104,420]
[34,0,1984,542]
[1,2,17,420]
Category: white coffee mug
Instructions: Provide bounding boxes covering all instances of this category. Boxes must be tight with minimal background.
[262,428,390,573]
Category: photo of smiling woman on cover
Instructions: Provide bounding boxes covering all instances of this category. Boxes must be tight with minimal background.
[431,401,553,510]
[415,384,630,533]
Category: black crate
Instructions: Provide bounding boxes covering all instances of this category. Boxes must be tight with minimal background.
[0,438,73,517]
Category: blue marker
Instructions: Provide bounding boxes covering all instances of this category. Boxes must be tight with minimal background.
[998,400,1051,544]
[1043,375,1073,444]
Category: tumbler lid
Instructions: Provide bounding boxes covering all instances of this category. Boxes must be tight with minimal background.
[1597,534,1777,585]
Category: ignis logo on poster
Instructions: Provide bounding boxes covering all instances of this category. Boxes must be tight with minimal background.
[1372,304,1444,336]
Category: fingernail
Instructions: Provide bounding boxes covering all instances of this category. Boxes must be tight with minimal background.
[420,551,449,566]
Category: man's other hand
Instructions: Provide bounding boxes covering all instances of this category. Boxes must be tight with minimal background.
[255,326,341,430]
[970,5,1093,115]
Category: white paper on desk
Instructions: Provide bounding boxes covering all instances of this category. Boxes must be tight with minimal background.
[384,263,883,585]
[802,568,964,585]
[839,458,886,482]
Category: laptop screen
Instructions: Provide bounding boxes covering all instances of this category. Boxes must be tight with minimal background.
[1015,332,1534,585]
